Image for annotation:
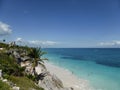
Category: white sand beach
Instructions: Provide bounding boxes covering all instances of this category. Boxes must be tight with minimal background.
[44,62,94,90]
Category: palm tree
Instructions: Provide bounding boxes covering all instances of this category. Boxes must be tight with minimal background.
[29,47,48,76]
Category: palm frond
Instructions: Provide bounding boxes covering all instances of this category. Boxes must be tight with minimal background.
[29,47,48,68]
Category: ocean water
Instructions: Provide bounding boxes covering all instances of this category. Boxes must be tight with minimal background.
[43,48,120,90]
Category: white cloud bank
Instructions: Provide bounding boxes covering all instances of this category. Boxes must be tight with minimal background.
[15,38,58,47]
[16,38,23,42]
[99,41,120,47]
[0,22,12,36]
[29,40,58,46]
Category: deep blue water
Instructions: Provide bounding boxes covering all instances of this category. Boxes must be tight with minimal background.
[44,48,120,68]
[43,48,120,90]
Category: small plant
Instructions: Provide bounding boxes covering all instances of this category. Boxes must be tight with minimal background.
[26,74,36,81]
[3,74,10,79]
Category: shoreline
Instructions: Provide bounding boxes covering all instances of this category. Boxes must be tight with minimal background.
[44,61,94,90]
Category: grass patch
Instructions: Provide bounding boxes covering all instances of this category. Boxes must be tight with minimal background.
[9,76,44,90]
[0,80,12,90]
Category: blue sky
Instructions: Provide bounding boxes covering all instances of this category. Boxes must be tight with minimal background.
[0,0,120,47]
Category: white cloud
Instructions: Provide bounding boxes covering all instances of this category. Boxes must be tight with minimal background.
[16,38,23,42]
[114,40,120,45]
[29,40,58,46]
[0,22,12,35]
[99,40,120,47]
[100,42,115,46]
[15,38,58,47]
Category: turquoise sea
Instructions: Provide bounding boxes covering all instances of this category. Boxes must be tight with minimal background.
[43,48,120,90]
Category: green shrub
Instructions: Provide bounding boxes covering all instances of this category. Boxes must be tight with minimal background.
[0,43,9,48]
[0,80,12,90]
[9,76,44,90]
[0,53,25,76]
[26,74,36,81]
[3,74,10,79]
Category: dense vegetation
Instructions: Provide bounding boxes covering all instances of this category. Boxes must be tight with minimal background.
[0,53,25,77]
[0,42,44,90]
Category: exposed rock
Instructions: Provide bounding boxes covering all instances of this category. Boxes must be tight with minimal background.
[13,51,20,58]
[29,88,36,90]
[35,64,47,75]
[0,69,2,78]
[12,86,20,90]
[0,48,4,50]
[51,74,64,88]
[38,72,71,90]
[34,64,73,90]
[21,56,31,61]
[2,79,8,82]
[21,60,31,67]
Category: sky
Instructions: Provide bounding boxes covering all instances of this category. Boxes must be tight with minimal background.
[0,0,120,48]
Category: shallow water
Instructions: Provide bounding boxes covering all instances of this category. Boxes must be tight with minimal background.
[43,48,120,90]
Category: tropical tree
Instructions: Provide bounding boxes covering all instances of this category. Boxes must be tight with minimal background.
[28,47,48,76]
[3,39,6,42]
